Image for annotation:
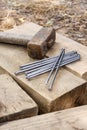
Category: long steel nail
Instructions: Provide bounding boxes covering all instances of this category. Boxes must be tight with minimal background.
[25,53,78,75]
[20,51,77,69]
[48,49,65,91]
[26,54,80,79]
[21,51,77,71]
[46,49,65,84]
[15,52,78,75]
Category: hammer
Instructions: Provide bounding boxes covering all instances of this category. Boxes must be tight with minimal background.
[0,27,55,59]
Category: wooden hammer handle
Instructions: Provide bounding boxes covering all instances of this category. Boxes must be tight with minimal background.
[0,32,32,46]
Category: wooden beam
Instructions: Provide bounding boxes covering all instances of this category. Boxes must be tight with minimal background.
[0,74,38,123]
[1,106,87,130]
[0,23,87,113]
[8,22,87,80]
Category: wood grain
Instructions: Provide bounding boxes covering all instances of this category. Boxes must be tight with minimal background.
[1,106,87,130]
[0,74,38,123]
[0,22,87,113]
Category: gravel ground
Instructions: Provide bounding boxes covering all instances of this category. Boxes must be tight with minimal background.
[0,0,87,45]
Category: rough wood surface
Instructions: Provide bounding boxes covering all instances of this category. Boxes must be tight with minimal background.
[1,106,87,130]
[0,74,38,123]
[0,22,87,113]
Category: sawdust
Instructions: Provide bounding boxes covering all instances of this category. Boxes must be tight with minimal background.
[0,0,87,45]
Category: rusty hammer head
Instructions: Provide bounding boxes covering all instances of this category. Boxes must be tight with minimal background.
[27,27,56,59]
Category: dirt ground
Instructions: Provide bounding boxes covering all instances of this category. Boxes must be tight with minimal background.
[0,0,87,45]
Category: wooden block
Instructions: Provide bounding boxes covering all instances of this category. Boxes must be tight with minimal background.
[0,74,38,123]
[0,43,87,113]
[8,22,87,80]
[1,106,87,130]
[0,23,87,113]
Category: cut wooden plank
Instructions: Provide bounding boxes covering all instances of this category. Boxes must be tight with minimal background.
[1,106,87,130]
[0,74,38,123]
[0,22,87,113]
[7,22,87,80]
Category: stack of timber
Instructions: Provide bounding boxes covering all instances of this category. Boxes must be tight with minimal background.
[1,105,87,130]
[0,74,38,123]
[0,22,87,113]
